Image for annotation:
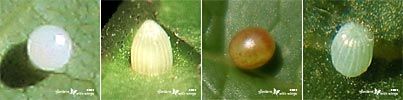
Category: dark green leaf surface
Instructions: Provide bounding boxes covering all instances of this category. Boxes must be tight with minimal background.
[0,0,100,99]
[101,0,200,99]
[304,0,402,99]
[202,0,302,99]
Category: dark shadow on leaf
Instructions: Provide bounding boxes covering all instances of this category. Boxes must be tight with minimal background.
[0,41,49,88]
[359,58,403,82]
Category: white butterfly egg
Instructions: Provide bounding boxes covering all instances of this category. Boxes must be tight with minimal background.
[131,20,173,76]
[28,25,73,72]
[331,22,374,77]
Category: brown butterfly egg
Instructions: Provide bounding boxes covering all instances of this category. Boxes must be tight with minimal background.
[229,28,276,70]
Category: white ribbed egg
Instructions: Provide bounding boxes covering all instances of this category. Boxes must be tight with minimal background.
[28,25,72,72]
[131,20,173,76]
[331,22,374,77]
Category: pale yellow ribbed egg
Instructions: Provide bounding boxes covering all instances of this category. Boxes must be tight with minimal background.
[131,20,173,76]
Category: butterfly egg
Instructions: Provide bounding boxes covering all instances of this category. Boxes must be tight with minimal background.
[131,20,173,76]
[331,22,374,77]
[28,25,73,72]
[229,28,276,70]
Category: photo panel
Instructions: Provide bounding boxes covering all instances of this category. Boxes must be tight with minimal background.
[0,0,100,99]
[303,0,402,99]
[202,0,302,99]
[101,0,201,99]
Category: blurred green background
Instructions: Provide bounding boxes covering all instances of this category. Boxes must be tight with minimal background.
[304,0,402,99]
[0,0,100,99]
[101,0,201,99]
[202,0,302,99]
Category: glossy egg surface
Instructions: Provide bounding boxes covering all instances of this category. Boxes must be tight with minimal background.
[28,25,72,71]
[229,28,275,70]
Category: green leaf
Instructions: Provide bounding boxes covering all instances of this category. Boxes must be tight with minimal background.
[157,0,201,53]
[202,0,302,99]
[0,0,99,99]
[101,1,201,99]
[303,0,402,99]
